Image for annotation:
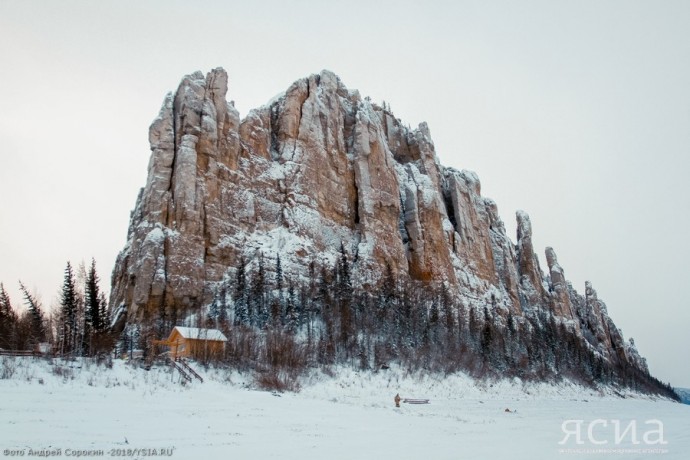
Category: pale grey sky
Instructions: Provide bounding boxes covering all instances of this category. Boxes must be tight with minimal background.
[1,0,688,387]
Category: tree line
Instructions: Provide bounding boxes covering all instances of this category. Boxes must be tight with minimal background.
[130,244,677,398]
[1,248,677,399]
[0,259,111,357]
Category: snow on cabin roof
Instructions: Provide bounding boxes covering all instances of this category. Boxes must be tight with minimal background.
[172,327,228,342]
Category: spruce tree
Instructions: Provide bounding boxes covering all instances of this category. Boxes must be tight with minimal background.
[0,283,17,349]
[60,262,78,354]
[275,254,283,292]
[217,283,229,326]
[285,279,299,333]
[440,283,455,343]
[468,307,479,348]
[234,256,249,325]
[84,259,102,332]
[480,307,494,364]
[336,243,353,351]
[208,290,222,324]
[98,292,109,332]
[0,283,12,316]
[428,297,440,345]
[18,281,45,346]
[378,262,396,333]
[304,260,317,341]
[82,258,104,354]
[250,253,267,327]
[275,254,284,324]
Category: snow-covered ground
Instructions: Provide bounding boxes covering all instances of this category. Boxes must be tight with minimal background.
[675,388,690,405]
[1,357,688,459]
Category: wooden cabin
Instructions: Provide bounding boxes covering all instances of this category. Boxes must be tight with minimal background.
[156,326,228,360]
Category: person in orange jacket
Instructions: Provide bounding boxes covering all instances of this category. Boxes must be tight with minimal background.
[394,393,401,407]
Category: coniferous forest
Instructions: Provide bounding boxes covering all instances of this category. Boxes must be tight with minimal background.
[0,259,113,358]
[0,250,678,400]
[116,245,679,398]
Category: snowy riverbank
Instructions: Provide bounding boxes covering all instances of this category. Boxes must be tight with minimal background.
[1,357,687,459]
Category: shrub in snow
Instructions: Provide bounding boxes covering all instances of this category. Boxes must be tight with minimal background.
[1,357,17,379]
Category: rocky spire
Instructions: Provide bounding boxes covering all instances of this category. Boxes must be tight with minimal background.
[545,247,575,320]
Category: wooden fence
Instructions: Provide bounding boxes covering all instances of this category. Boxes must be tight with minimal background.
[0,350,42,357]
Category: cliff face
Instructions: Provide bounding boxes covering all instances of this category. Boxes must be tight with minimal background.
[110,68,644,370]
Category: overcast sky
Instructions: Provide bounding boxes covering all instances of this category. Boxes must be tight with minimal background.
[1,0,688,387]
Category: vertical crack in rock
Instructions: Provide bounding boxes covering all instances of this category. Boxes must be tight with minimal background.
[398,193,410,246]
[169,100,178,213]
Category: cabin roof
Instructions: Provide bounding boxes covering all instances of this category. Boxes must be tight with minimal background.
[171,326,228,342]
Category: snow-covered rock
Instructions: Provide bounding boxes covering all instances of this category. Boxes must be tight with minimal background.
[110,68,646,377]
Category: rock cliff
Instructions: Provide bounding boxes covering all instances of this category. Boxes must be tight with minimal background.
[110,68,645,370]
